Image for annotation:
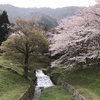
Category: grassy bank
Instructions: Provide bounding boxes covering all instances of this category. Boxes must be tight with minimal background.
[39,86,74,100]
[0,68,30,100]
[0,56,23,75]
[0,55,32,100]
[52,67,100,100]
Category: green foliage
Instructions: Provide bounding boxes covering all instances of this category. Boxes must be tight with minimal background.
[39,86,74,100]
[1,18,49,77]
[0,10,10,44]
[0,10,10,26]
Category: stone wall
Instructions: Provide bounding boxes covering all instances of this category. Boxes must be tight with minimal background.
[18,82,35,100]
[58,80,86,100]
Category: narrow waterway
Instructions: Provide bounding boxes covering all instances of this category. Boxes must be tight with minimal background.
[32,70,54,100]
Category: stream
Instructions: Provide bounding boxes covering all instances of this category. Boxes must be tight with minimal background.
[32,70,54,100]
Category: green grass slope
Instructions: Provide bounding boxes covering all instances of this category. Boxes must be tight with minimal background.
[39,86,74,100]
[0,56,23,75]
[0,68,30,100]
[58,68,100,100]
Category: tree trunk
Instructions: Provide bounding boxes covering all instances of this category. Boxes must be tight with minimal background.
[24,54,29,78]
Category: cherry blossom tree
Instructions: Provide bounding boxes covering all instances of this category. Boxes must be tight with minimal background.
[50,2,100,68]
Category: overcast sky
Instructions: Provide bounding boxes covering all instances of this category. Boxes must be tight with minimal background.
[0,0,96,8]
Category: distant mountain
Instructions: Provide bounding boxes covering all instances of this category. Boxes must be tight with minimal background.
[0,4,82,22]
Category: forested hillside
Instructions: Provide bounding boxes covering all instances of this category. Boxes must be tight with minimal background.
[0,4,82,21]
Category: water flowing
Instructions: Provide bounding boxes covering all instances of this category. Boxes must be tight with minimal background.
[36,70,54,88]
[32,70,54,100]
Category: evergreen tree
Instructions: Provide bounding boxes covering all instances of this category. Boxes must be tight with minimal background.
[0,11,10,45]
